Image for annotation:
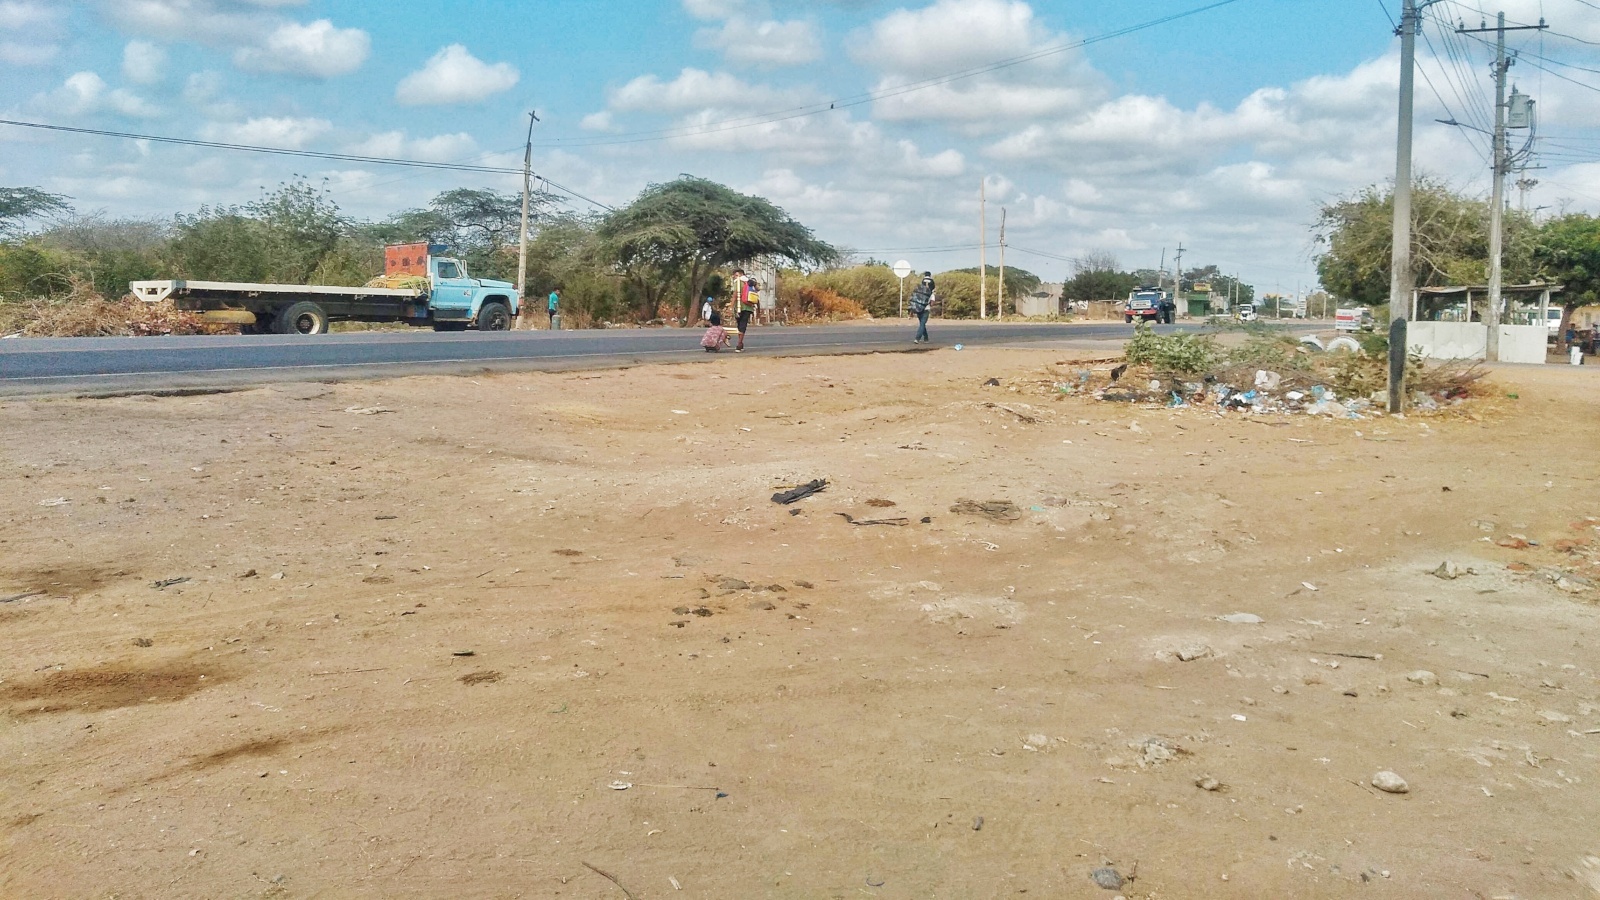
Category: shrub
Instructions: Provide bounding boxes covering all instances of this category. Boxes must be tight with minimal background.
[1124,322,1218,374]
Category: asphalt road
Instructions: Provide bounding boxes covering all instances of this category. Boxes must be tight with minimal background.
[0,321,1189,397]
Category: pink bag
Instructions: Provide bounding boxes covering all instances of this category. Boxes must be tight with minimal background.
[700,325,727,349]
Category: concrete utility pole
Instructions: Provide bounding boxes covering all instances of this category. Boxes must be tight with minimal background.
[1459,13,1545,362]
[998,207,1007,319]
[1172,244,1184,320]
[1387,0,1438,411]
[979,179,988,320]
[517,110,539,328]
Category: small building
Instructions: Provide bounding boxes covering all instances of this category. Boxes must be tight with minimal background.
[1014,282,1063,317]
[1408,282,1561,364]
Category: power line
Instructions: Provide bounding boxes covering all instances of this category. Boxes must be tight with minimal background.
[0,118,616,210]
[528,0,1250,149]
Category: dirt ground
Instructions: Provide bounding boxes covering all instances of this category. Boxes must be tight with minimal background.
[2,346,1599,899]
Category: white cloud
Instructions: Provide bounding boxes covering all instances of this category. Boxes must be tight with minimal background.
[0,0,58,29]
[609,68,815,112]
[580,111,618,132]
[123,40,168,85]
[695,17,822,67]
[1,0,62,65]
[395,45,520,105]
[201,116,332,150]
[849,0,1102,126]
[181,70,242,119]
[234,19,370,78]
[854,0,1053,78]
[346,130,478,162]
[682,0,745,20]
[1,41,57,66]
[37,72,163,118]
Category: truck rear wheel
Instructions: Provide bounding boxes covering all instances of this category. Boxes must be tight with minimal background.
[476,301,511,331]
[274,301,330,335]
[1124,314,1132,324]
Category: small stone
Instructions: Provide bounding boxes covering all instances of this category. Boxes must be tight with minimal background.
[1219,612,1264,624]
[133,637,153,648]
[1371,771,1409,794]
[1537,709,1572,723]
[257,771,269,778]
[1432,560,1461,580]
[1556,575,1593,594]
[718,578,750,591]
[1176,645,1214,662]
[794,580,814,589]
[1090,867,1125,890]
[1406,670,1438,686]
[1196,776,1223,792]
[747,600,776,611]
[1471,519,1497,532]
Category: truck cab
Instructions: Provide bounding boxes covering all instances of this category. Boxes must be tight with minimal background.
[1125,287,1172,324]
[385,242,519,332]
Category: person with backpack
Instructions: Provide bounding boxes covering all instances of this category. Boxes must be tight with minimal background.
[733,269,759,352]
[910,271,935,343]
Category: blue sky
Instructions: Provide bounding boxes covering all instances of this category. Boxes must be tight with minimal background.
[4,0,1599,295]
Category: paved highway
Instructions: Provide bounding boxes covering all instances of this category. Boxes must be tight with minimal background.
[0,321,1179,396]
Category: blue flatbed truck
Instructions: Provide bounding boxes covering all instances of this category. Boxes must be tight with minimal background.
[130,242,519,335]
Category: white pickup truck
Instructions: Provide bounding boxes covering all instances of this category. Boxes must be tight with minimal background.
[130,242,519,335]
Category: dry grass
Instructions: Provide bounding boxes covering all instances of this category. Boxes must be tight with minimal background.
[0,282,215,337]
[779,286,868,323]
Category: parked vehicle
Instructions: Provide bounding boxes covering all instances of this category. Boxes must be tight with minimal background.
[1125,287,1173,324]
[1334,307,1375,333]
[130,242,520,334]
[1237,304,1258,323]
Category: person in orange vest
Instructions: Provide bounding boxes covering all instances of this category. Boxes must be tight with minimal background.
[733,269,759,352]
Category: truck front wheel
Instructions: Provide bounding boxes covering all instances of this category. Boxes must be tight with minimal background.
[274,301,330,335]
[476,301,512,331]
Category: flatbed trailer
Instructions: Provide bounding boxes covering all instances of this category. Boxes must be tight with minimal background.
[130,243,520,334]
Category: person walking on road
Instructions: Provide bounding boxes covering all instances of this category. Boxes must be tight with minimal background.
[547,288,561,329]
[910,271,935,343]
[733,269,758,352]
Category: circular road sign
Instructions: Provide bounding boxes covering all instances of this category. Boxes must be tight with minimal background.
[893,260,912,280]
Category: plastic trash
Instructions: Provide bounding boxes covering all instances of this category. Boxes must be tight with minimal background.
[1285,391,1305,402]
[1300,335,1325,351]
[1167,391,1187,408]
[953,344,964,351]
[1254,370,1282,390]
[1411,393,1439,411]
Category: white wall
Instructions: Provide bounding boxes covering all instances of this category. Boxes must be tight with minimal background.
[1407,322,1486,360]
[1497,325,1547,364]
[1406,322,1546,364]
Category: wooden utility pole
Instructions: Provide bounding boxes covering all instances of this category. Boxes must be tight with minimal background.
[516,110,539,329]
[997,207,1007,319]
[979,179,988,320]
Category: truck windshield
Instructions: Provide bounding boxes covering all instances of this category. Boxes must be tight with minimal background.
[436,261,461,279]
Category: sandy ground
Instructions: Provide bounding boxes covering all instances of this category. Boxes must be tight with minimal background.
[2,347,1599,899]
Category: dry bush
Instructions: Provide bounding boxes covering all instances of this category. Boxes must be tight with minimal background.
[782,286,867,323]
[0,281,214,337]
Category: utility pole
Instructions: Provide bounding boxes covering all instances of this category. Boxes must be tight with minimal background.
[517,110,539,329]
[1387,0,1439,411]
[1459,13,1545,361]
[979,179,988,320]
[1172,244,1185,321]
[998,207,1007,319]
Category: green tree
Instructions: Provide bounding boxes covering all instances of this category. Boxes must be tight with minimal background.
[593,176,837,320]
[1064,251,1137,303]
[1313,176,1536,306]
[378,187,548,280]
[1531,213,1600,349]
[0,186,71,237]
[946,265,1042,305]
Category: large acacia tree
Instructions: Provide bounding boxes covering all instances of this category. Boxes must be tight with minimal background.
[1313,176,1536,306]
[593,176,837,319]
